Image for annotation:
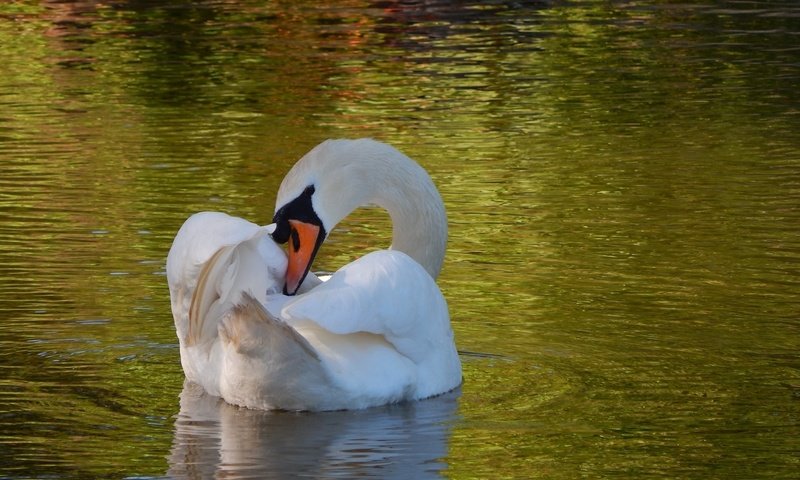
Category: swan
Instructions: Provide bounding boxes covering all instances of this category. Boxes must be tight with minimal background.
[166,139,462,411]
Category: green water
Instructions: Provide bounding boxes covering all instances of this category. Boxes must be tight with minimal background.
[1,1,799,478]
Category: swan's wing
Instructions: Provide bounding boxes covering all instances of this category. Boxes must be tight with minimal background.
[220,292,318,361]
[187,244,238,346]
[188,236,287,349]
[219,293,349,411]
[277,250,452,365]
[167,212,287,349]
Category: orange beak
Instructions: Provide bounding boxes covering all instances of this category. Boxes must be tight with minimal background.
[284,219,322,296]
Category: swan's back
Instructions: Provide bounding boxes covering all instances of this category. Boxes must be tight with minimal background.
[273,250,461,403]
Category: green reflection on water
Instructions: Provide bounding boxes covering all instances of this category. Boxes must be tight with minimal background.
[0,0,799,478]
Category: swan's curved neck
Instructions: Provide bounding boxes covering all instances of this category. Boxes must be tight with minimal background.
[276,139,448,279]
[370,163,447,279]
[317,141,447,278]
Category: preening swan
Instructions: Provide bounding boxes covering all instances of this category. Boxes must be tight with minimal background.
[166,139,462,411]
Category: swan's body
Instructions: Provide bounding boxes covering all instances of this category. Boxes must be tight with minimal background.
[166,139,461,411]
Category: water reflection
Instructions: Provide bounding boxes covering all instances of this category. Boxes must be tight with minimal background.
[168,382,460,479]
[1,0,799,477]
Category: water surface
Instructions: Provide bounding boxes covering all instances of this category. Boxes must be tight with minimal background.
[1,1,799,478]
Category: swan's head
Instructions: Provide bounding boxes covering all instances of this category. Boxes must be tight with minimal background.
[272,138,446,295]
[271,183,326,296]
[271,139,395,295]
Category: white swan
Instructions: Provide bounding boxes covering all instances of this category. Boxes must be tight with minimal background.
[166,139,461,411]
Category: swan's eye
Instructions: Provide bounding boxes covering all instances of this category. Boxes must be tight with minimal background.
[290,227,301,252]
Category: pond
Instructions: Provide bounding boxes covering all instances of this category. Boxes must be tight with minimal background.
[1,0,799,478]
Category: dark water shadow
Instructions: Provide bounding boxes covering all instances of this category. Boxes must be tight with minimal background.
[167,382,461,479]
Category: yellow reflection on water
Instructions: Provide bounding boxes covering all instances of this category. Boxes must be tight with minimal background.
[0,0,799,478]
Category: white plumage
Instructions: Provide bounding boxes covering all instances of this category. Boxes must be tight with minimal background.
[166,139,461,411]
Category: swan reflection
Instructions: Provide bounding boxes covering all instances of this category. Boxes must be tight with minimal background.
[167,382,460,479]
